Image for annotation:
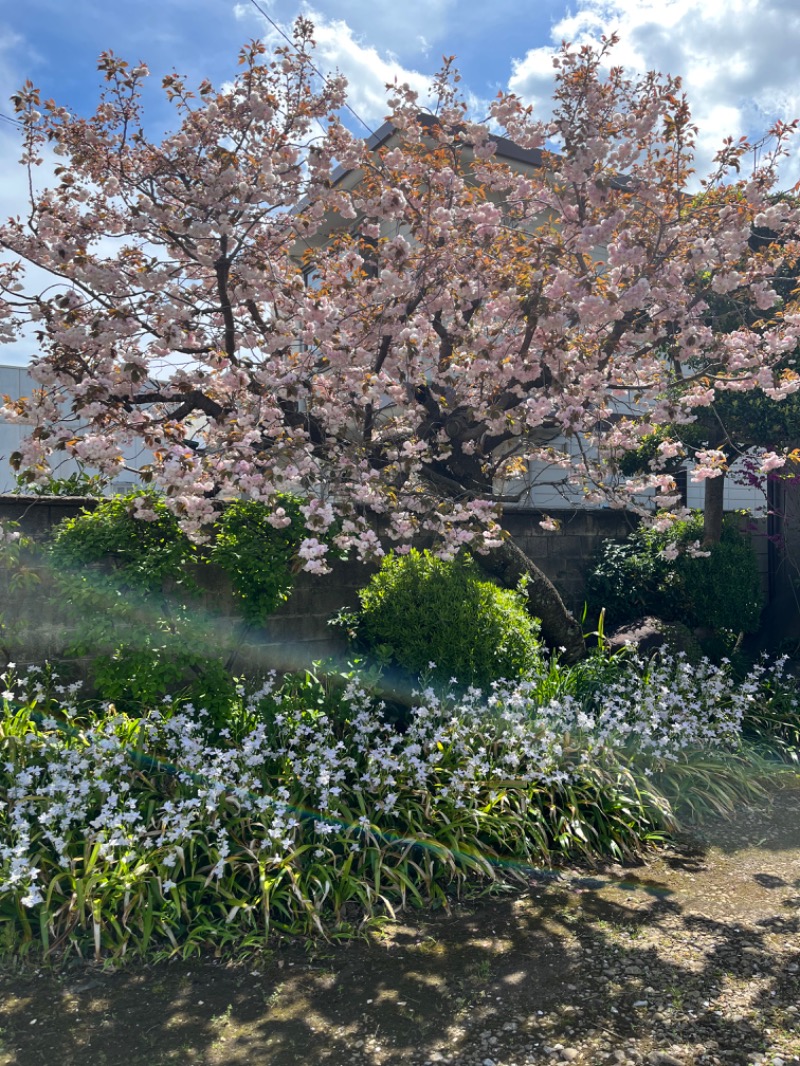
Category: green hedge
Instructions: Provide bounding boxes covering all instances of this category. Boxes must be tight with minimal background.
[348,549,542,688]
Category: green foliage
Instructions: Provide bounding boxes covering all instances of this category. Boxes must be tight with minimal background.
[0,672,668,960]
[617,430,681,477]
[0,521,42,664]
[586,513,763,634]
[209,496,307,624]
[740,668,800,764]
[51,492,199,593]
[527,643,636,706]
[587,535,674,625]
[49,492,201,711]
[14,465,110,497]
[647,748,772,823]
[705,383,800,451]
[673,522,763,632]
[3,646,797,961]
[47,491,311,713]
[619,386,800,470]
[350,549,542,688]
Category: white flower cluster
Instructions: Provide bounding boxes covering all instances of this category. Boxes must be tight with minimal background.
[0,521,21,547]
[519,651,773,764]
[0,653,790,908]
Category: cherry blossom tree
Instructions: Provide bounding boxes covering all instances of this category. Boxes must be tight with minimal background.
[2,19,800,661]
[619,207,800,544]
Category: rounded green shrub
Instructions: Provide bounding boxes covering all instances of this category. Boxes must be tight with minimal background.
[352,549,542,688]
[586,513,763,634]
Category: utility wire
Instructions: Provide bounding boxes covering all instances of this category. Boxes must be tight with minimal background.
[245,0,378,140]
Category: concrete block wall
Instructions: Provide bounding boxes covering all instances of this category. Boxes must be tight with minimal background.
[0,496,774,669]
[0,494,100,536]
[502,508,640,612]
[191,558,378,675]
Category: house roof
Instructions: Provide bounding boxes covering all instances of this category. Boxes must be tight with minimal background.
[328,113,546,189]
[329,112,631,192]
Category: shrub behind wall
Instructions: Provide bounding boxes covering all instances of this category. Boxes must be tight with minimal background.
[47,492,315,714]
[586,513,763,634]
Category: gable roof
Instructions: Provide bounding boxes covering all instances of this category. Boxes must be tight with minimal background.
[328,112,630,193]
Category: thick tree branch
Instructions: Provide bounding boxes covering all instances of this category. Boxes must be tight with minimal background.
[214,235,237,360]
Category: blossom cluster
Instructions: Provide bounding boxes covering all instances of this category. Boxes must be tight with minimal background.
[2,28,800,565]
[0,522,21,547]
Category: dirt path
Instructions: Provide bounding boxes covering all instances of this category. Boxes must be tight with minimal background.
[2,788,799,1066]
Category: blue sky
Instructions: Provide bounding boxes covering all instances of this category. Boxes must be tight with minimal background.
[4,0,800,166]
[0,0,563,116]
[2,0,800,364]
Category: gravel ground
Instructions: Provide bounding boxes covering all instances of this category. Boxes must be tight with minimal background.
[1,786,799,1066]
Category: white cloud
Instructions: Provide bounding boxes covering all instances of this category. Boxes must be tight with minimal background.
[244,10,439,126]
[508,0,800,186]
[306,0,455,60]
[248,7,502,129]
[300,13,434,125]
[0,126,27,225]
[0,129,73,367]
[0,28,43,366]
[0,25,30,126]
[236,0,456,63]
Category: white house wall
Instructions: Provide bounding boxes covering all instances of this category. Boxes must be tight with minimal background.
[0,364,149,494]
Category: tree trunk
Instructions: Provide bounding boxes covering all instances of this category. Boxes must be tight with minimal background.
[479,536,586,663]
[703,473,725,544]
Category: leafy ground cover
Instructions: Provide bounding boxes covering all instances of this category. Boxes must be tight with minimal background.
[1,650,798,962]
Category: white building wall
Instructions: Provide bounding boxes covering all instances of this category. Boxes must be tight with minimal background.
[0,365,148,493]
[502,435,766,515]
[685,453,767,515]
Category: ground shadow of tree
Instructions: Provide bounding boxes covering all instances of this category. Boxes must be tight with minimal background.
[2,835,799,1066]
